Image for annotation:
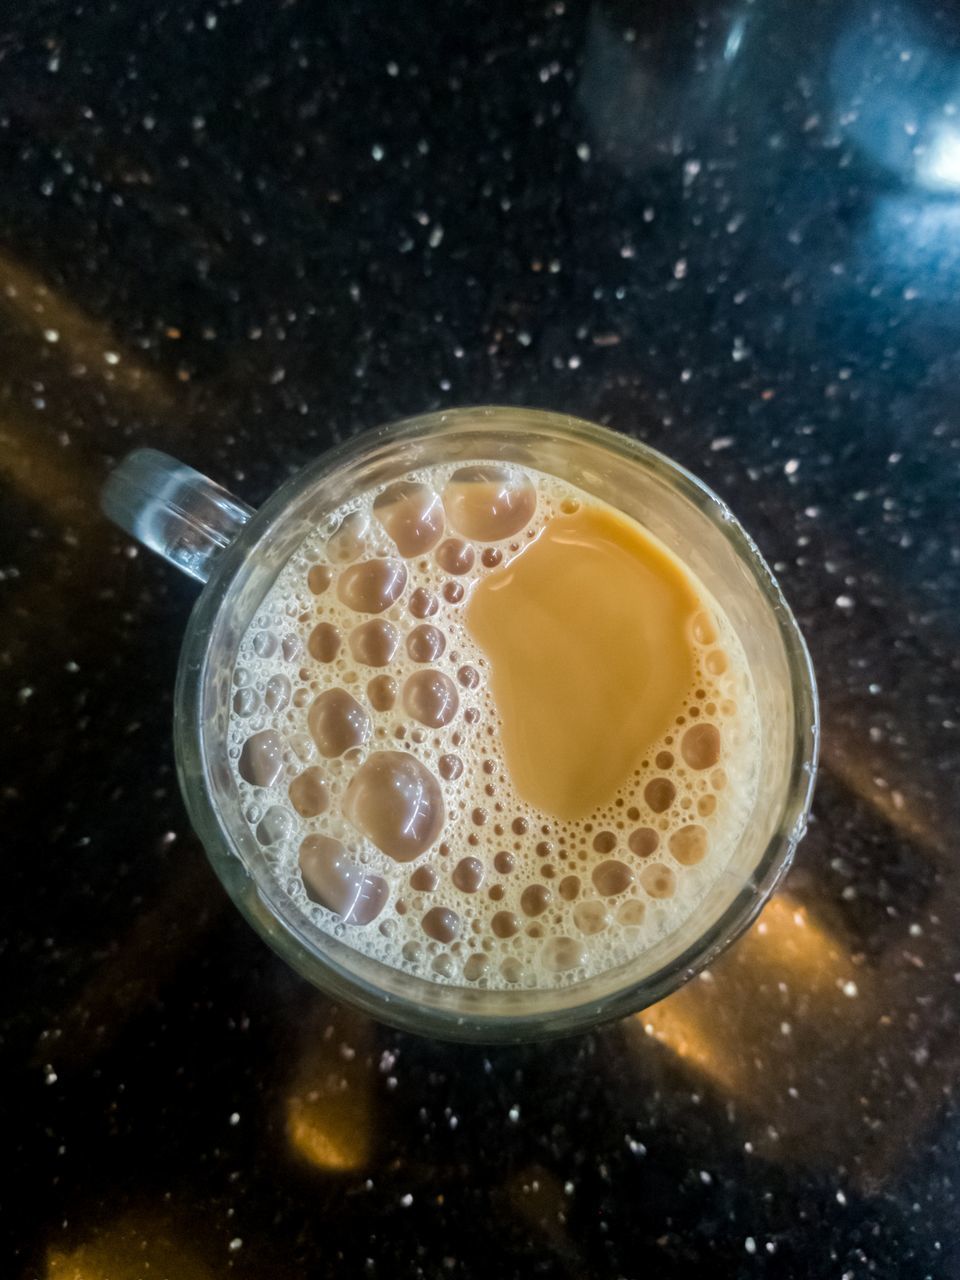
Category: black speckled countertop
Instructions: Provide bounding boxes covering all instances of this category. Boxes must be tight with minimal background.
[3,1,960,1276]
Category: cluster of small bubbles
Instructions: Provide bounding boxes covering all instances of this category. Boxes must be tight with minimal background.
[226,462,760,990]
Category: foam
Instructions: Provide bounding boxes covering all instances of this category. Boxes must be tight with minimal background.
[227,463,761,990]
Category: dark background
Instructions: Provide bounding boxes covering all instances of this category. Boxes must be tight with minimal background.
[3,0,960,1276]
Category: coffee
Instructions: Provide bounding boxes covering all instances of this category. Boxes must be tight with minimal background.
[228,462,759,988]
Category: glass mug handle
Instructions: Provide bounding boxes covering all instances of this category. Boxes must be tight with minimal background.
[101,448,254,584]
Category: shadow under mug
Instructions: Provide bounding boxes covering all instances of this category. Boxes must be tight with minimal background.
[102,406,819,1042]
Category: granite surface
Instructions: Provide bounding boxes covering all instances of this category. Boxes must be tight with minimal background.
[3,0,960,1275]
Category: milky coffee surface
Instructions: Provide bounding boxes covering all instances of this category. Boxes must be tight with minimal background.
[228,462,760,989]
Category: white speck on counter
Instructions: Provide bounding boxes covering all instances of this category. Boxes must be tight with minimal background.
[745,1236,757,1255]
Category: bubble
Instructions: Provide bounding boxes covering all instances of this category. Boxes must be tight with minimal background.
[403,670,459,728]
[627,827,659,857]
[422,906,461,943]
[542,936,586,972]
[640,862,677,899]
[443,581,464,604]
[574,900,609,934]
[256,806,295,845]
[457,665,479,689]
[494,851,515,874]
[681,723,721,770]
[481,547,502,568]
[349,619,400,666]
[308,622,342,662]
[712,768,728,790]
[410,865,439,891]
[282,634,302,662]
[592,830,616,853]
[402,940,422,963]
[407,624,446,662]
[520,884,551,917]
[558,875,581,900]
[233,687,260,717]
[238,730,285,787]
[464,953,489,981]
[438,753,463,781]
[655,750,674,769]
[289,732,315,762]
[513,817,528,835]
[344,751,444,862]
[299,834,388,924]
[308,689,371,757]
[409,587,438,618]
[697,794,717,817]
[705,649,728,675]
[367,674,397,711]
[453,856,484,892]
[491,911,520,938]
[691,611,718,645]
[501,957,523,983]
[265,673,292,713]
[436,538,476,575]
[618,899,646,926]
[288,766,330,817]
[669,824,709,865]
[644,778,676,814]
[327,511,369,563]
[253,630,278,659]
[307,564,332,595]
[337,559,407,613]
[373,481,445,556]
[592,860,633,896]
[443,465,537,541]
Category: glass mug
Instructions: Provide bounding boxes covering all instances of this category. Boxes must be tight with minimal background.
[102,407,818,1041]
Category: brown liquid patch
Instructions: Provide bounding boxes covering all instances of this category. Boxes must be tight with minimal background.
[308,622,342,662]
[343,750,444,862]
[467,506,698,819]
[406,624,445,662]
[349,619,400,667]
[681,723,721,770]
[373,481,445,557]
[238,730,284,787]
[308,689,371,757]
[299,835,388,925]
[289,766,330,817]
[443,465,537,541]
[402,670,459,728]
[337,559,407,613]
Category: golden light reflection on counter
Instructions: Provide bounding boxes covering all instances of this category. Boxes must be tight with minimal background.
[635,893,863,1104]
[284,1009,374,1173]
[46,1212,214,1280]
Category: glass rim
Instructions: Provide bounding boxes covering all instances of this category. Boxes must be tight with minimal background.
[174,406,820,1041]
